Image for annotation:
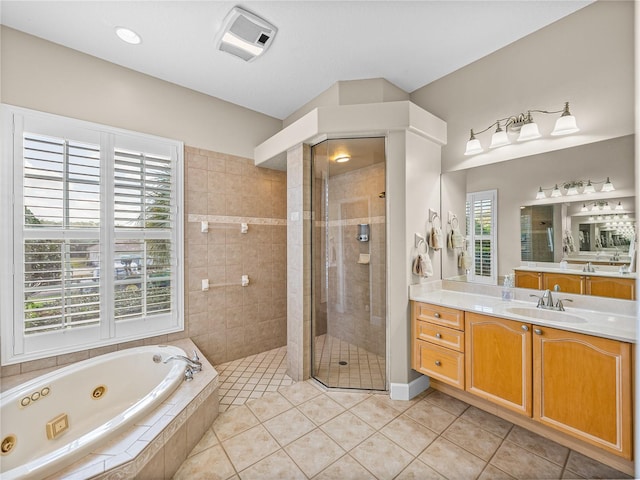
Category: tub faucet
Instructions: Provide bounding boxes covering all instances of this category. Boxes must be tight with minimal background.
[163,350,202,373]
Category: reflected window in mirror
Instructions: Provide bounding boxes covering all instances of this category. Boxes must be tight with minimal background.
[466,190,497,285]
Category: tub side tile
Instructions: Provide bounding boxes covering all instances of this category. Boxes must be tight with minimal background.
[139,415,173,443]
[43,454,107,480]
[103,452,135,476]
[134,445,165,480]
[126,440,151,458]
[135,402,173,427]
[93,425,150,456]
[164,422,188,479]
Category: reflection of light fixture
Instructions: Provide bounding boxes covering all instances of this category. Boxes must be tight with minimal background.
[115,27,142,44]
[534,177,615,199]
[334,155,350,163]
[602,177,615,192]
[465,102,579,156]
[581,203,588,212]
[615,202,624,211]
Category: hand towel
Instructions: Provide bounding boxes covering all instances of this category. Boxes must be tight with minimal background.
[459,250,472,270]
[451,227,464,249]
[430,226,443,251]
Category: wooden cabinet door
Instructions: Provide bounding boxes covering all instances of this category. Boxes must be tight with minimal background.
[533,326,632,459]
[514,270,542,290]
[542,272,585,294]
[585,276,636,300]
[465,313,532,416]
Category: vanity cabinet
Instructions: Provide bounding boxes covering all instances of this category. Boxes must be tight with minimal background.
[412,302,465,389]
[465,313,532,416]
[533,326,632,459]
[514,269,635,300]
[514,270,542,290]
[411,302,633,460]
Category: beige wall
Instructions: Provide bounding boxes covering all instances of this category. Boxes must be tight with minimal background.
[411,1,634,172]
[0,26,282,159]
[182,147,287,365]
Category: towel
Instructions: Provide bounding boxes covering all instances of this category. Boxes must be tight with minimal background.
[450,227,464,249]
[459,250,472,270]
[430,226,443,251]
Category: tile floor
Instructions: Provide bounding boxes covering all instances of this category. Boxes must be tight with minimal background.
[174,347,632,480]
[313,334,386,391]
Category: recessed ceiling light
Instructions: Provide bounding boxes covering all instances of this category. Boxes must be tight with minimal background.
[335,155,350,163]
[115,27,142,45]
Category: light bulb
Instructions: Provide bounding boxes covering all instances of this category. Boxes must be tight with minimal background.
[115,27,142,45]
[535,187,545,200]
[550,184,562,198]
[566,183,579,195]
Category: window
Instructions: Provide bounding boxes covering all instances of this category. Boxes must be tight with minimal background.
[466,190,497,285]
[1,105,184,364]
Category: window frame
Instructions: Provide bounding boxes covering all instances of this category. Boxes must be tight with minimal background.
[1,105,184,365]
[466,189,498,285]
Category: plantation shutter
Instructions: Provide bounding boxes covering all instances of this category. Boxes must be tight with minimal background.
[22,133,101,334]
[466,190,497,284]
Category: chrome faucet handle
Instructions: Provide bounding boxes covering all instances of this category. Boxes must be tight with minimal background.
[191,350,200,362]
[529,294,545,308]
[555,298,573,311]
[184,366,194,381]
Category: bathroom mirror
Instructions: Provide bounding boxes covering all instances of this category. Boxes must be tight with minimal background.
[440,135,635,283]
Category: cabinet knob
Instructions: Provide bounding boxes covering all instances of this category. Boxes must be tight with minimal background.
[435,333,442,339]
[434,312,441,318]
[521,325,529,332]
[435,360,442,367]
[534,328,543,335]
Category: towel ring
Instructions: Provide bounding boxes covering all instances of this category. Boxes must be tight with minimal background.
[417,239,428,255]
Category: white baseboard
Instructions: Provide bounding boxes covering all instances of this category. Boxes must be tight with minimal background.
[389,375,430,400]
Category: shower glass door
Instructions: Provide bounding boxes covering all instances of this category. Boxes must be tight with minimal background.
[311,137,386,390]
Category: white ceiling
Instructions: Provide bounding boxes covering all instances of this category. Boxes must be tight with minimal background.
[0,1,592,120]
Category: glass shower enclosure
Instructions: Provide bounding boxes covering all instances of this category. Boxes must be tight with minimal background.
[311,137,386,390]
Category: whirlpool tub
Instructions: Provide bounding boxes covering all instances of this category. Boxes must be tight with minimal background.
[0,342,219,480]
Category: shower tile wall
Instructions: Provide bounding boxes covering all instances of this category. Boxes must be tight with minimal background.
[0,146,287,379]
[181,146,288,365]
[321,162,386,357]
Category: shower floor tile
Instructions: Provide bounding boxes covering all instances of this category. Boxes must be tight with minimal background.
[313,334,386,390]
[214,346,292,412]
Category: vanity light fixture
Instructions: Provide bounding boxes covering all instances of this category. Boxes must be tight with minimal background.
[534,177,615,200]
[464,102,579,156]
[115,27,142,45]
[615,201,624,211]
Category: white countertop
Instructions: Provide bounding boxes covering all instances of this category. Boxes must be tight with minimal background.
[513,265,636,279]
[410,289,636,343]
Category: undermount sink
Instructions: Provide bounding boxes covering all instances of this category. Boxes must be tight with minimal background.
[505,306,587,324]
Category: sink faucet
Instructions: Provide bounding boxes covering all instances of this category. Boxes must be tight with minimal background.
[583,261,595,273]
[530,289,574,311]
[163,350,203,373]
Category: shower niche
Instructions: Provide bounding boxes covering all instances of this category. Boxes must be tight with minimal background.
[311,137,387,390]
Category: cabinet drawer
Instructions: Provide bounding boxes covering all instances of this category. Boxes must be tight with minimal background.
[416,321,465,352]
[414,303,464,330]
[414,339,464,389]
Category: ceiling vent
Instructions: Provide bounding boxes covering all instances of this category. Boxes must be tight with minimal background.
[217,6,277,62]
